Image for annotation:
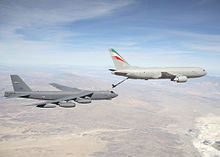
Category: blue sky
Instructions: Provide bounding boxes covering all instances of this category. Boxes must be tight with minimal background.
[0,0,220,75]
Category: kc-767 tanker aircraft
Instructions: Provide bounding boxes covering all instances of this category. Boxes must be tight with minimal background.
[108,48,207,87]
[4,75,118,108]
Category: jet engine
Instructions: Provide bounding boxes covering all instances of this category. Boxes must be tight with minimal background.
[59,102,76,108]
[75,97,91,104]
[173,76,187,83]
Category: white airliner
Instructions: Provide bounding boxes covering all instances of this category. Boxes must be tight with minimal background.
[108,48,207,87]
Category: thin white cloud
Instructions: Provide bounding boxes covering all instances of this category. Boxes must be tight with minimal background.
[170,31,220,52]
[169,30,220,42]
[0,0,133,40]
[138,28,220,53]
[184,43,220,52]
[0,0,135,65]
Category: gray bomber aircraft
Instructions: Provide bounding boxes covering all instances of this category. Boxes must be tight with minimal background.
[109,48,207,87]
[4,75,118,108]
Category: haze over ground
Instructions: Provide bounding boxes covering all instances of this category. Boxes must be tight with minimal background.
[0,66,220,157]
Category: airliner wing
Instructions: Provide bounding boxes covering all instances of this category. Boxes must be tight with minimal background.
[26,91,93,107]
[50,83,82,92]
[161,72,177,79]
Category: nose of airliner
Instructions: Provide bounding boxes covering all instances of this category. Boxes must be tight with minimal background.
[202,69,207,76]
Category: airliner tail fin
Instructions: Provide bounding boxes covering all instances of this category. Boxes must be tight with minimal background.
[108,48,130,70]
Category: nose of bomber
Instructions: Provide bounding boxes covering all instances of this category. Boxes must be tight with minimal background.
[112,93,118,98]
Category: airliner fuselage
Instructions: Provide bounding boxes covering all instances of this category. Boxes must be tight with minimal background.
[108,48,207,86]
[112,67,206,82]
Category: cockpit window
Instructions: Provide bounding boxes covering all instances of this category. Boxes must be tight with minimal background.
[110,91,114,93]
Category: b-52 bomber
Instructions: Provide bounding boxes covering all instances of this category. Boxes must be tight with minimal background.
[4,75,118,108]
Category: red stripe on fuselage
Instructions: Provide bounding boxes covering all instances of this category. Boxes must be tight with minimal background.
[113,56,127,64]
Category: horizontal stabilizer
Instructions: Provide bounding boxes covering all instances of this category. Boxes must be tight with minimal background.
[111,71,128,76]
[109,69,116,71]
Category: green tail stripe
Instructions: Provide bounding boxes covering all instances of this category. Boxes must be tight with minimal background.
[111,48,127,62]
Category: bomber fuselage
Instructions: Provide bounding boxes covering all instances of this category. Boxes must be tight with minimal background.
[5,90,118,100]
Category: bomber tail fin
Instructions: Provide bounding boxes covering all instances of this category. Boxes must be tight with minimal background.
[109,48,130,70]
[10,75,32,92]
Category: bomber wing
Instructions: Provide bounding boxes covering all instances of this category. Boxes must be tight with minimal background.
[50,83,82,92]
[27,91,93,107]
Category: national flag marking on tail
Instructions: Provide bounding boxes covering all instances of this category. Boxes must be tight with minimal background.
[110,48,128,64]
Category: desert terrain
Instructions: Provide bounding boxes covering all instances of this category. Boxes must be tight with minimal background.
[0,65,219,157]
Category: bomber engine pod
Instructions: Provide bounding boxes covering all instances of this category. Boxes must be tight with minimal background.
[37,104,56,108]
[75,97,92,104]
[59,102,76,108]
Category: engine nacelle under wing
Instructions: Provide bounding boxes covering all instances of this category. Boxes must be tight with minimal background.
[37,104,56,108]
[59,102,76,108]
[173,76,187,83]
[75,97,92,104]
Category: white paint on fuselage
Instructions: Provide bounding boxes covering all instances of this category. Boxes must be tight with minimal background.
[113,66,207,80]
